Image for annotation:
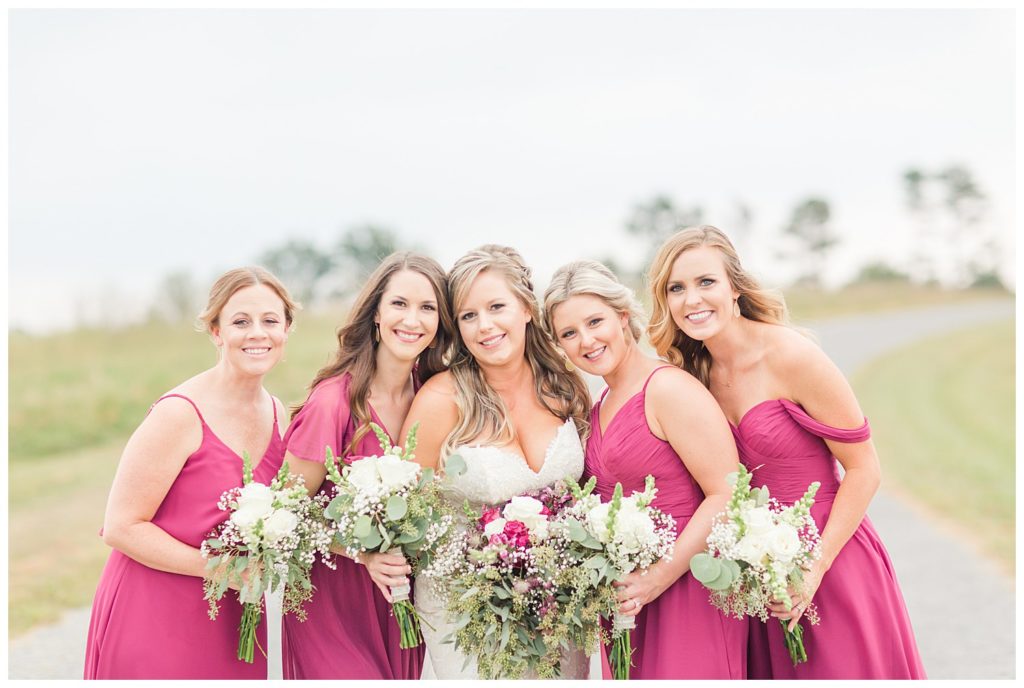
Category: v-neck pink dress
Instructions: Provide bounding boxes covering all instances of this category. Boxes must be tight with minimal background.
[84,393,284,679]
[281,372,424,680]
[583,366,748,679]
[732,398,925,679]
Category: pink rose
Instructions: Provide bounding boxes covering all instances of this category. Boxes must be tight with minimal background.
[503,520,531,548]
[481,507,502,526]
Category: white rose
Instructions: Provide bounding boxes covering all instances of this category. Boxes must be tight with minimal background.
[585,502,612,543]
[231,483,275,531]
[236,482,274,512]
[503,496,543,522]
[376,454,420,491]
[483,517,507,537]
[734,534,768,567]
[262,509,299,546]
[743,505,774,536]
[230,505,264,531]
[614,505,656,551]
[503,496,549,537]
[346,456,381,494]
[765,523,801,563]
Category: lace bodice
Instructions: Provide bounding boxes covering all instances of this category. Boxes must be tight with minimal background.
[441,419,584,507]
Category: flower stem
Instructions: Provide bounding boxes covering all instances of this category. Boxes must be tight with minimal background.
[393,600,423,649]
[237,601,265,663]
[780,618,808,666]
[609,612,635,680]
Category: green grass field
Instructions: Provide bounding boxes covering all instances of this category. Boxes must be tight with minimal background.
[851,318,1015,572]
[7,284,1014,636]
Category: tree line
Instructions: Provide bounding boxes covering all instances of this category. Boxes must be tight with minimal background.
[151,164,1006,324]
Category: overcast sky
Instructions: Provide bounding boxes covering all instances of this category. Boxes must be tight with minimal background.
[9,8,1015,333]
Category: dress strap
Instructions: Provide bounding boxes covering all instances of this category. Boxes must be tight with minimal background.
[270,392,279,426]
[641,365,676,395]
[152,393,206,425]
[779,399,870,442]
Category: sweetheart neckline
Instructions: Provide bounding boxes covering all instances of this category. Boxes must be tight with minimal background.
[454,419,576,476]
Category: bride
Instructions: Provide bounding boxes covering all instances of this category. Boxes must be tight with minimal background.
[400,245,593,679]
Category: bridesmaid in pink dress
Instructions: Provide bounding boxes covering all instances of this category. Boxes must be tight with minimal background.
[544,260,747,679]
[280,252,453,679]
[84,267,298,679]
[647,225,925,679]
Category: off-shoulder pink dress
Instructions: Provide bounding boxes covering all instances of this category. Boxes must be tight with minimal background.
[84,393,283,679]
[583,366,748,679]
[732,398,925,679]
[281,373,424,680]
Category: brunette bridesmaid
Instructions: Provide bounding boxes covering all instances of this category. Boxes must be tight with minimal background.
[544,260,747,679]
[85,267,297,679]
[647,225,925,679]
[280,252,453,679]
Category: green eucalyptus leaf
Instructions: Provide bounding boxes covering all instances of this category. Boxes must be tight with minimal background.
[704,566,735,591]
[353,515,373,539]
[444,453,467,477]
[386,494,408,521]
[360,528,383,550]
[689,552,722,584]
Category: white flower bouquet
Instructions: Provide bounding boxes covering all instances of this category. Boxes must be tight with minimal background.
[201,452,334,663]
[321,422,455,649]
[689,463,821,666]
[559,475,677,680]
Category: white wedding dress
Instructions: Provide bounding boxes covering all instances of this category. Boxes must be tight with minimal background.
[416,419,590,680]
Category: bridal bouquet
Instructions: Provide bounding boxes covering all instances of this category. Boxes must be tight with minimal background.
[201,452,334,663]
[321,422,455,649]
[559,475,677,679]
[423,482,604,679]
[690,463,821,665]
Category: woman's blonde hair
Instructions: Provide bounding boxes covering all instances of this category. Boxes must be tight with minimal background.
[197,266,300,334]
[542,259,646,343]
[292,252,454,454]
[443,245,591,457]
[648,225,790,387]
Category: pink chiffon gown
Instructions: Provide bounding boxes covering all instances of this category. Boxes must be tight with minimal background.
[583,366,748,679]
[281,372,424,680]
[84,393,283,679]
[732,398,926,679]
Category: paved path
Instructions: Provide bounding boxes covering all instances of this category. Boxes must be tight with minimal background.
[8,298,1014,679]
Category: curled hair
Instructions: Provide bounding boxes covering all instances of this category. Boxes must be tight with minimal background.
[648,225,790,387]
[542,259,646,344]
[293,252,454,454]
[443,245,591,457]
[197,266,300,334]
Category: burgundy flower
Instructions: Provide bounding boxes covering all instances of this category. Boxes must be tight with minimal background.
[503,520,531,548]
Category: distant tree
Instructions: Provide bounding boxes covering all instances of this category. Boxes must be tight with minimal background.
[331,224,400,295]
[850,261,911,285]
[151,270,202,323]
[623,195,704,275]
[779,197,839,287]
[901,164,994,286]
[258,239,333,305]
[626,195,703,244]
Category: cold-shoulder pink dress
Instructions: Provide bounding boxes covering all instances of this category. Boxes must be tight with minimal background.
[281,373,424,680]
[84,393,284,679]
[583,367,748,679]
[732,398,925,679]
